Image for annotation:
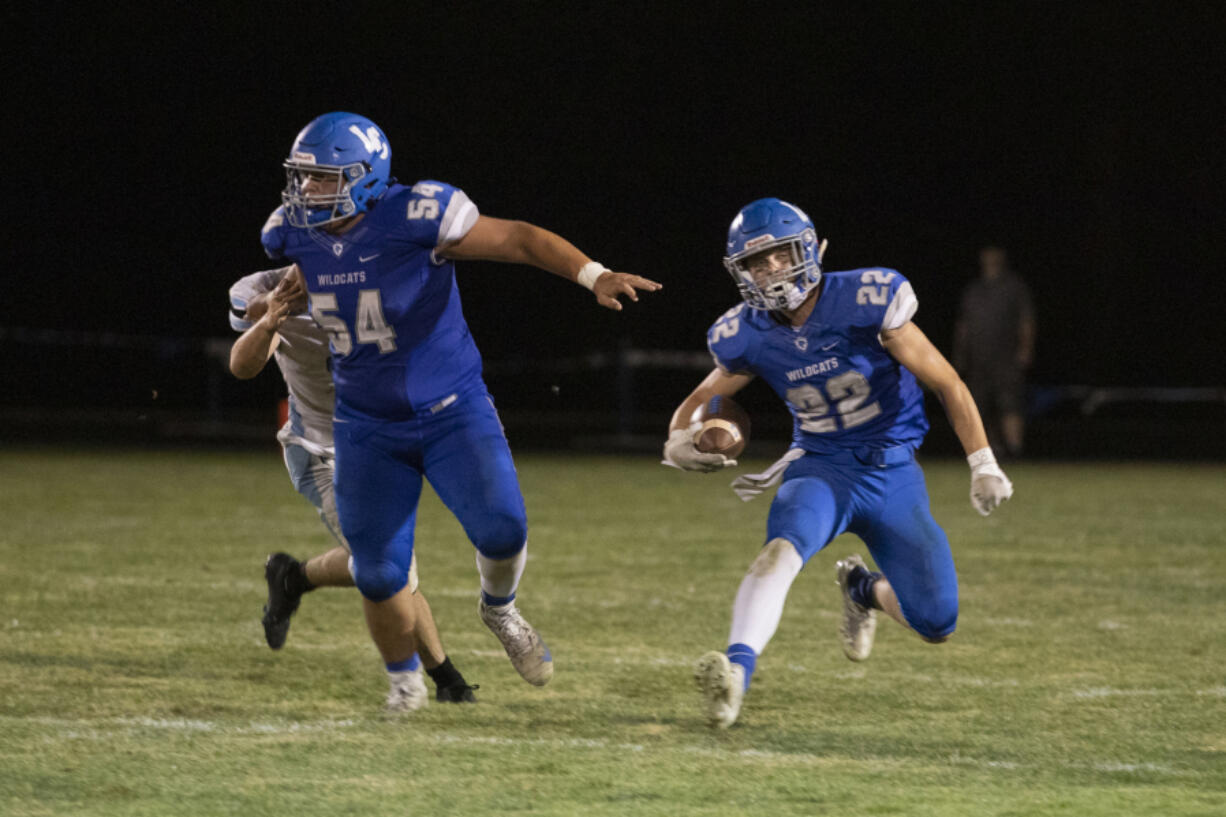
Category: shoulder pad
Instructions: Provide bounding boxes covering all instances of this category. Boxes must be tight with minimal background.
[829,268,916,330]
[260,206,288,260]
[383,180,478,249]
[706,303,756,373]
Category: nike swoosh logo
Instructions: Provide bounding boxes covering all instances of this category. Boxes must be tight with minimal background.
[821,342,837,351]
[359,253,380,263]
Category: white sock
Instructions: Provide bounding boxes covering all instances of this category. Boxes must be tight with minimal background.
[727,538,804,653]
[476,545,527,605]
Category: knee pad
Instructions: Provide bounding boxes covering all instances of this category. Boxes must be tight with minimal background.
[351,556,409,602]
[348,554,417,594]
[749,538,804,578]
[469,511,528,560]
[909,604,958,644]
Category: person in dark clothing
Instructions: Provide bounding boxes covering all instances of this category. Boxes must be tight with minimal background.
[953,246,1035,456]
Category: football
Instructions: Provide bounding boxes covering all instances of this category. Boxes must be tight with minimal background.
[692,394,751,458]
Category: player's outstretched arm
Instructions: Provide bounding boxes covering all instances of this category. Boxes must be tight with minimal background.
[881,321,1013,515]
[229,270,307,379]
[663,367,754,472]
[439,215,662,311]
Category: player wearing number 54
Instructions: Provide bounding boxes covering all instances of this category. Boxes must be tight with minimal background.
[260,112,661,711]
[662,198,1012,729]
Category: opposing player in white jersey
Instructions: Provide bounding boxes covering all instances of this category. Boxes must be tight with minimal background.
[229,265,476,710]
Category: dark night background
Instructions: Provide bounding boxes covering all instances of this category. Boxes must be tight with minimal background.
[3,2,1223,453]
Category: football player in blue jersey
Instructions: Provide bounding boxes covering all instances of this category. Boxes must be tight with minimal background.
[260,112,660,709]
[664,198,1013,728]
[228,267,476,709]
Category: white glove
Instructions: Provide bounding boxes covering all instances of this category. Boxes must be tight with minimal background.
[661,424,737,472]
[968,448,1013,516]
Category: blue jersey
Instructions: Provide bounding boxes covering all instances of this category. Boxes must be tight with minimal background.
[707,268,929,454]
[261,180,482,419]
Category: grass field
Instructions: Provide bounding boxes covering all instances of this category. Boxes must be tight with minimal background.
[1,448,1224,816]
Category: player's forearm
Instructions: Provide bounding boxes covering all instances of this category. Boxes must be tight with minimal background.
[936,379,990,456]
[670,369,753,431]
[513,221,593,283]
[670,392,710,432]
[229,324,277,379]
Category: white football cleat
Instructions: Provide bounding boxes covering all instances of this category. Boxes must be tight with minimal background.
[694,651,745,729]
[479,600,553,686]
[835,555,878,662]
[384,668,428,714]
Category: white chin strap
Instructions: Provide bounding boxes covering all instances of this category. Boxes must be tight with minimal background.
[773,284,806,310]
[770,273,817,310]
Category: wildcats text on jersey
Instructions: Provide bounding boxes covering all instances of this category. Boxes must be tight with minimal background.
[786,357,839,382]
[316,271,367,286]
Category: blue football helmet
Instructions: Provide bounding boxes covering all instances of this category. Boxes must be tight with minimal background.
[723,198,827,311]
[281,112,392,228]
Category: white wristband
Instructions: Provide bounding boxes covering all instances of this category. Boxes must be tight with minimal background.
[576,261,610,291]
[966,447,997,471]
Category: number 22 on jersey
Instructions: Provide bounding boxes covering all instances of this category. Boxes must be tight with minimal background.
[856,269,896,305]
[310,290,397,355]
[787,372,882,433]
[710,303,745,342]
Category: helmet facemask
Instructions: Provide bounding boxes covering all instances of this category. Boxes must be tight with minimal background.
[281,159,372,228]
[724,231,823,311]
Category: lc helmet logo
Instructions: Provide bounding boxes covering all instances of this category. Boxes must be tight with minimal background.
[347,124,389,161]
[282,112,393,229]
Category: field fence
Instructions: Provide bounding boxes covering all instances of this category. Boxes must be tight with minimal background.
[2,326,1223,457]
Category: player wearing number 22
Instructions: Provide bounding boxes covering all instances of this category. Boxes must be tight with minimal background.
[260,112,660,709]
[663,198,1013,728]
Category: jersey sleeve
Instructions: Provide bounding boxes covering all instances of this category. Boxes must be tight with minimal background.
[706,305,756,374]
[392,180,479,252]
[228,267,291,332]
[260,206,289,260]
[880,271,918,331]
[436,187,479,247]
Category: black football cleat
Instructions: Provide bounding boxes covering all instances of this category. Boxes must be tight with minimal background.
[262,553,306,650]
[436,682,479,703]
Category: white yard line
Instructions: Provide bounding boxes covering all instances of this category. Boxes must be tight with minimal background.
[4,715,1196,777]
[63,575,264,593]
[948,753,1021,770]
[564,650,1026,688]
[1093,761,1174,773]
[1071,687,1166,699]
[434,734,645,752]
[605,655,694,667]
[980,617,1034,627]
[10,715,357,736]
